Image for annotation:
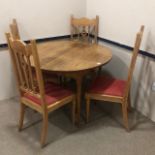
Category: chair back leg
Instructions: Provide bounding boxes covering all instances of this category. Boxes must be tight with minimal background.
[72,99,76,124]
[86,96,91,123]
[18,103,26,131]
[122,102,129,131]
[41,112,48,147]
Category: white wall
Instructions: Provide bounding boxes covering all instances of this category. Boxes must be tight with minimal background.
[0,49,18,99]
[0,0,86,44]
[87,0,155,54]
[0,0,86,100]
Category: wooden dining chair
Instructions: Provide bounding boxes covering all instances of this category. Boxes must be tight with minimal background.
[6,33,76,147]
[85,25,144,130]
[71,15,99,44]
[70,15,101,75]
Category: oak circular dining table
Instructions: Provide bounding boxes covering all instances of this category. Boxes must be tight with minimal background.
[36,39,112,124]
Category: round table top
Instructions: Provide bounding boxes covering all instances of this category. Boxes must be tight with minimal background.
[36,40,112,72]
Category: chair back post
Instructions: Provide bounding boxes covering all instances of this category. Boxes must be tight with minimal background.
[5,33,21,94]
[124,25,144,100]
[70,15,74,39]
[7,35,47,110]
[10,18,20,40]
[30,40,47,110]
[94,15,99,43]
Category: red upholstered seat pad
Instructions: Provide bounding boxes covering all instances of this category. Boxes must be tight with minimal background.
[24,82,72,106]
[88,76,126,97]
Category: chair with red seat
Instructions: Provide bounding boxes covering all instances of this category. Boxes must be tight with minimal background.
[6,33,76,147]
[85,25,144,130]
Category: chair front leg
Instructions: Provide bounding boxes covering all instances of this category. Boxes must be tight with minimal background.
[41,112,48,147]
[18,102,26,131]
[122,101,129,131]
[127,92,132,112]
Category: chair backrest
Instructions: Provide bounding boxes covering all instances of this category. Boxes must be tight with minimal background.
[71,15,99,44]
[10,19,20,40]
[124,25,144,99]
[6,33,46,108]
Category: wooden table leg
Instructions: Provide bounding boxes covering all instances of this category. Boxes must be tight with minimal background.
[75,76,82,125]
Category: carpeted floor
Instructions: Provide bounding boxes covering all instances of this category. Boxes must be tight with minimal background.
[0,97,155,155]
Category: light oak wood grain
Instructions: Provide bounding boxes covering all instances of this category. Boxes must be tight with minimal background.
[35,40,112,72]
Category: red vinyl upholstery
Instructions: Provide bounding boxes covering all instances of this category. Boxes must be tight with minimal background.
[24,82,72,106]
[88,76,126,97]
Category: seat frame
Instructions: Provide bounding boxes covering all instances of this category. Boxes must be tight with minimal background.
[85,26,144,130]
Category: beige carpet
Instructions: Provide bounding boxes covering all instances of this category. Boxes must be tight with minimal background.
[0,97,155,155]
